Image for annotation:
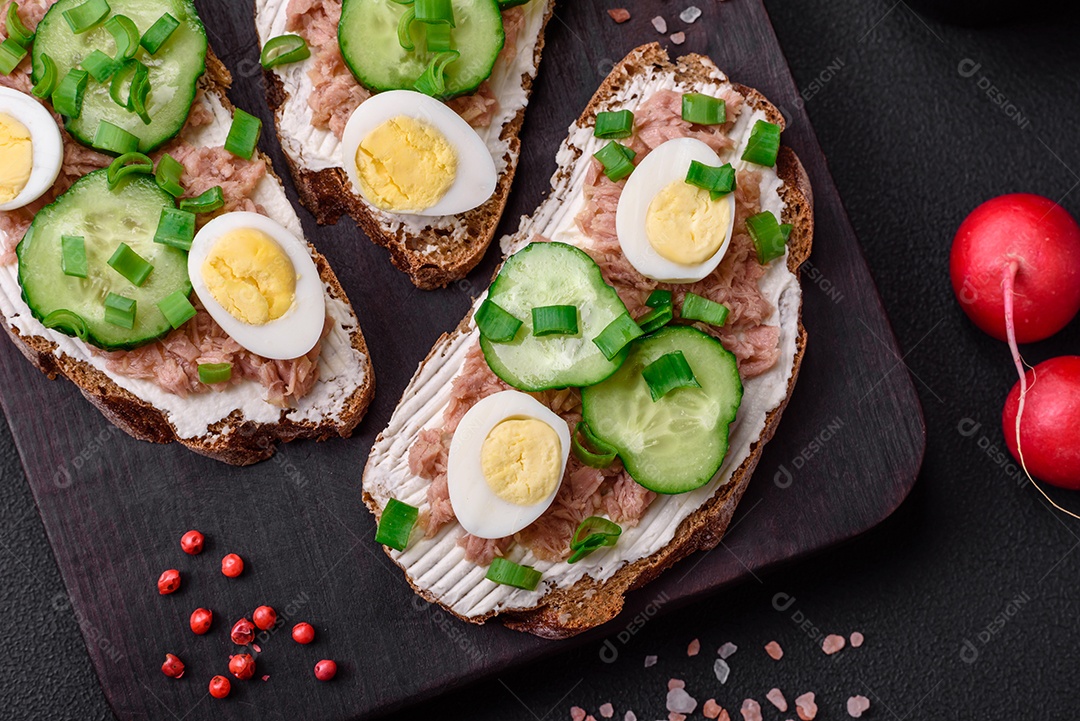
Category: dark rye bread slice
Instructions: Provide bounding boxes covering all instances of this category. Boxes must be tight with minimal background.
[0,53,375,467]
[261,0,555,290]
[363,43,813,638]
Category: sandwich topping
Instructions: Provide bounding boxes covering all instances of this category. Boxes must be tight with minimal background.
[354,115,457,212]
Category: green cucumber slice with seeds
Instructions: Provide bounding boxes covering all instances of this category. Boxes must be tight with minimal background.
[479,242,631,391]
[339,0,504,98]
[581,326,744,494]
[18,169,191,351]
[32,0,207,153]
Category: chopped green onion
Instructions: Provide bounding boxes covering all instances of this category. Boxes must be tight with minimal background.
[424,21,452,52]
[685,160,736,199]
[781,223,793,240]
[531,305,578,337]
[259,34,311,69]
[43,309,89,340]
[571,422,618,469]
[681,92,726,125]
[485,557,541,591]
[568,516,622,563]
[153,207,196,250]
[155,153,184,197]
[415,0,455,26]
[396,6,416,50]
[80,49,119,82]
[6,4,34,48]
[224,108,262,161]
[592,313,643,360]
[636,303,672,334]
[156,290,196,329]
[745,210,787,264]
[412,50,459,98]
[681,292,730,327]
[0,38,27,76]
[61,236,88,278]
[51,68,89,118]
[497,0,531,7]
[197,362,232,385]
[107,242,153,286]
[93,120,139,155]
[108,59,137,108]
[593,141,636,182]
[645,289,672,308]
[474,298,521,343]
[105,15,140,61]
[643,350,701,402]
[742,119,781,167]
[106,151,153,189]
[179,186,224,214]
[140,12,179,55]
[104,293,136,329]
[62,0,110,34]
[374,498,419,551]
[127,60,150,124]
[594,109,634,139]
[31,53,58,98]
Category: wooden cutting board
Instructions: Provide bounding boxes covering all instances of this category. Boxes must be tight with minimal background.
[0,0,925,718]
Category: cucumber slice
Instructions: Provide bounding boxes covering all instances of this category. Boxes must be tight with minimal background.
[339,0,504,98]
[18,169,191,350]
[32,0,207,153]
[581,326,744,494]
[479,242,631,391]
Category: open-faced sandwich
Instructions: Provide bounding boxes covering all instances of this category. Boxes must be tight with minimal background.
[0,0,374,465]
[364,44,813,637]
[254,0,554,289]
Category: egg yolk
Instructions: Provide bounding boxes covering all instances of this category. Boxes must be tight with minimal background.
[0,113,32,205]
[355,115,457,212]
[481,417,562,506]
[645,180,732,265]
[201,229,296,325]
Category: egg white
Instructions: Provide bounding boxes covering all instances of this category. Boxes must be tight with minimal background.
[188,212,326,360]
[339,90,497,217]
[0,87,63,212]
[615,137,737,284]
[447,390,571,539]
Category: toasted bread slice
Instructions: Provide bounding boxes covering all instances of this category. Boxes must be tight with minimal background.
[254,0,555,289]
[363,44,813,638]
[0,54,375,466]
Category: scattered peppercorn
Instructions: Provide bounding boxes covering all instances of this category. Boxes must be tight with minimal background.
[230,617,256,646]
[314,659,337,682]
[209,675,231,699]
[161,654,184,679]
[190,607,213,635]
[221,553,244,578]
[157,569,180,595]
[252,605,277,631]
[292,622,315,645]
[229,653,256,681]
[180,530,205,555]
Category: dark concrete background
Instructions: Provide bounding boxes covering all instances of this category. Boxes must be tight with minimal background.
[3,1,1080,718]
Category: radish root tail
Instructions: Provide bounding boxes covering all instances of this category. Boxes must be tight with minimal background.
[1003,261,1078,519]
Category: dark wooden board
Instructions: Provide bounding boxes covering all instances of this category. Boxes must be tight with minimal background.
[0,1,925,719]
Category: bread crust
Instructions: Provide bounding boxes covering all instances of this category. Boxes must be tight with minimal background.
[261,0,556,290]
[0,52,375,466]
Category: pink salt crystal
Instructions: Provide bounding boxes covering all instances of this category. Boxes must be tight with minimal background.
[252,644,261,653]
[607,8,630,23]
[651,15,667,33]
[766,688,788,712]
[718,712,731,721]
[570,708,587,721]
[718,642,737,659]
[795,692,818,721]
[669,31,686,45]
[645,655,658,668]
[765,641,783,660]
[850,632,864,648]
[261,674,269,682]
[687,638,701,656]
[669,715,686,721]
[666,687,697,715]
[847,696,870,718]
[740,699,763,721]
[822,634,846,655]
[624,713,637,721]
[702,699,723,719]
[599,703,614,719]
[668,678,685,691]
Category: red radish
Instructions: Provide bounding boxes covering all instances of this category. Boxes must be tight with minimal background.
[1002,357,1080,489]
[950,193,1080,343]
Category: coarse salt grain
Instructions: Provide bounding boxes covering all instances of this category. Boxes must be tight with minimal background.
[668,678,685,690]
[687,638,701,656]
[651,15,667,33]
[624,713,637,721]
[718,642,738,659]
[822,634,846,655]
[703,699,723,719]
[670,32,686,45]
[607,8,630,23]
[680,6,702,23]
[766,688,788,712]
[252,644,261,653]
[571,707,587,721]
[740,699,763,721]
[847,696,870,718]
[713,658,730,684]
[795,692,818,721]
[669,714,686,721]
[765,641,784,660]
[645,655,658,668]
[667,688,697,715]
[261,674,269,682]
[599,703,614,719]
[850,632,864,648]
